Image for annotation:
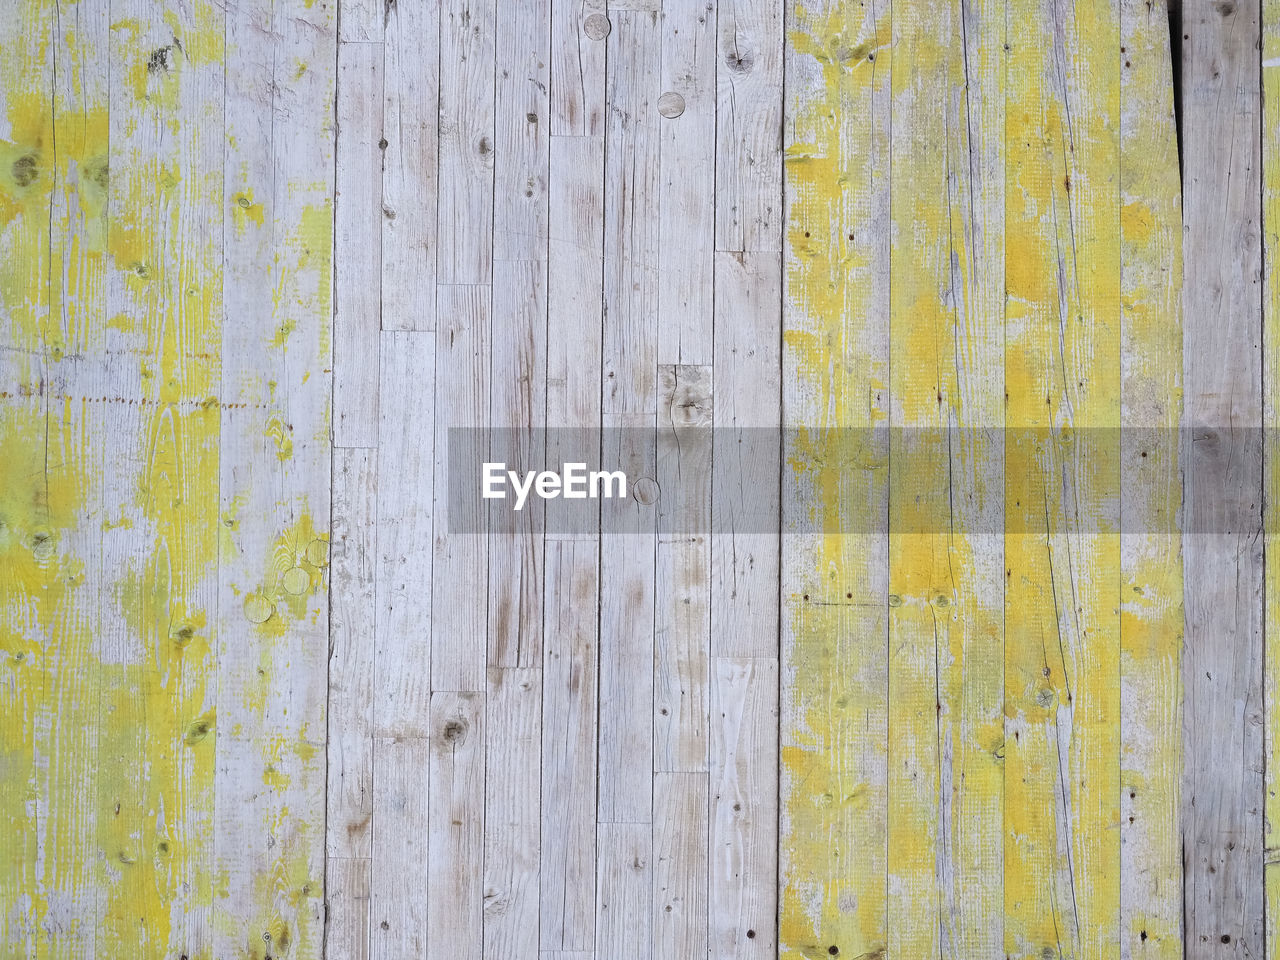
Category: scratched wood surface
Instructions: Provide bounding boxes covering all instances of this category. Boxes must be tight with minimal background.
[0,0,1275,957]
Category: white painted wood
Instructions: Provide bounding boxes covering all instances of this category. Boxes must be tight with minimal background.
[714,0,782,252]
[439,0,497,284]
[327,447,377,860]
[431,285,491,692]
[596,823,653,960]
[489,259,547,668]
[550,0,607,136]
[382,0,440,331]
[710,656,778,959]
[655,365,712,772]
[654,771,710,960]
[335,40,384,447]
[546,134,604,536]
[428,691,486,959]
[603,10,661,416]
[375,331,435,737]
[658,0,716,365]
[711,250,780,659]
[541,539,600,952]
[484,667,543,959]
[494,0,551,261]
[370,737,430,960]
[1182,0,1265,953]
[327,857,372,960]
[597,413,658,823]
[338,0,383,43]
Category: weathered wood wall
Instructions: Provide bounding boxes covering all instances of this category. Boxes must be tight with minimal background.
[0,0,1273,957]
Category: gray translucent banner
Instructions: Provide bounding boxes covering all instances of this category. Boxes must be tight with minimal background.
[445,427,1263,534]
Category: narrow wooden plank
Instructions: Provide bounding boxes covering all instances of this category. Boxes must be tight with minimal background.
[598,414,658,823]
[779,0,890,955]
[715,0,782,252]
[603,10,661,416]
[494,0,551,261]
[338,0,383,42]
[432,285,491,692]
[382,0,440,331]
[370,737,430,960]
[1119,0,1183,955]
[654,771,709,960]
[335,40,384,446]
[550,0,607,136]
[546,134,604,542]
[885,0,1005,955]
[375,331,435,737]
[541,539,600,951]
[484,667,542,959]
[710,657,778,960]
[1004,1,1123,957]
[597,822,653,960]
[657,0,716,365]
[489,259,547,668]
[710,250,780,660]
[655,365,712,772]
[1266,0,1280,953]
[1182,0,1265,955]
[428,691,486,959]
[439,0,497,284]
[216,1,336,956]
[327,448,377,860]
[327,857,372,960]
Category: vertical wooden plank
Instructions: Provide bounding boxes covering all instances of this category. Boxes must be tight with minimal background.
[327,857,372,960]
[541,540,600,952]
[658,0,716,365]
[484,667,542,959]
[370,737,430,960]
[218,0,336,955]
[432,285,490,692]
[439,0,497,284]
[1005,0,1123,958]
[488,260,547,669]
[1182,0,1265,955]
[715,0,782,252]
[428,691,486,959]
[1266,0,1280,953]
[780,0,890,957]
[494,0,550,261]
[374,331,435,738]
[550,0,607,137]
[886,0,1005,956]
[335,40,383,447]
[654,771,709,960]
[597,822,653,960]
[0,2,53,947]
[327,448,377,862]
[655,365,712,772]
[1119,0,1183,955]
[711,250,780,661]
[382,0,440,331]
[710,657,778,959]
[603,9,661,416]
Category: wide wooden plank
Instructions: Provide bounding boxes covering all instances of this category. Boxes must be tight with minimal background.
[1182,0,1265,955]
[334,40,384,447]
[371,737,430,960]
[1119,0,1183,955]
[780,0,891,955]
[382,0,440,331]
[541,539,600,952]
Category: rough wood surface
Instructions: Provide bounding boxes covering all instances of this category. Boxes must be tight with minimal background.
[3,0,1276,956]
